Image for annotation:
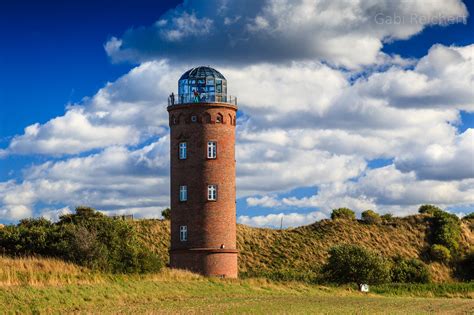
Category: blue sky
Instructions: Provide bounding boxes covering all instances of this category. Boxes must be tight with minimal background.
[0,0,473,227]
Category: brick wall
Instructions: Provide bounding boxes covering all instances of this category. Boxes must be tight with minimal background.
[168,102,238,278]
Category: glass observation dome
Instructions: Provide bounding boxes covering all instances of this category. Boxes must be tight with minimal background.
[168,66,237,105]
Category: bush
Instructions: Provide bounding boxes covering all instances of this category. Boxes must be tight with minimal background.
[0,207,163,273]
[390,256,430,283]
[431,210,461,252]
[331,208,356,220]
[361,210,381,225]
[322,244,390,285]
[161,208,171,220]
[380,213,394,222]
[430,244,451,262]
[419,204,443,215]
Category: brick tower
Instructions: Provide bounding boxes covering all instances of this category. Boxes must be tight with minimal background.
[167,66,238,278]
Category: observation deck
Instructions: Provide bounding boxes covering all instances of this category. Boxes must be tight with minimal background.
[168,66,237,106]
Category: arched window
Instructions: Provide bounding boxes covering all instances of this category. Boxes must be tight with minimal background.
[216,113,223,124]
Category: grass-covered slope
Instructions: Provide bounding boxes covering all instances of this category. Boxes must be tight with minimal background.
[134,215,473,282]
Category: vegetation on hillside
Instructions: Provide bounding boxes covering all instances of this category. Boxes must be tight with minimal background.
[134,206,472,283]
[330,208,355,220]
[0,205,472,283]
[322,244,391,286]
[0,207,162,273]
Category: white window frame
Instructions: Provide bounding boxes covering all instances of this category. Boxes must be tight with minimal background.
[179,185,187,202]
[207,141,216,159]
[179,142,187,160]
[191,115,197,122]
[208,185,217,201]
[180,225,187,241]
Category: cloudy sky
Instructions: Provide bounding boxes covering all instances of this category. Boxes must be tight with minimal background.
[0,0,473,227]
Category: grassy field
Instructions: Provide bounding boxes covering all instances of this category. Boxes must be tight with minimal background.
[1,274,473,314]
[1,257,473,314]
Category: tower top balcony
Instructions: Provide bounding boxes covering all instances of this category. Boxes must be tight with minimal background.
[168,66,237,106]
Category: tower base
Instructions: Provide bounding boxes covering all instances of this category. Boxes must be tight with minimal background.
[170,248,238,278]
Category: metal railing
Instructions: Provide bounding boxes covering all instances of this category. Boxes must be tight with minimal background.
[168,93,237,106]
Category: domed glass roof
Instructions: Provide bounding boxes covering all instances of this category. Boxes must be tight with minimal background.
[176,66,230,104]
[179,66,226,81]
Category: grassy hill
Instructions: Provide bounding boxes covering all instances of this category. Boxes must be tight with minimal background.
[134,215,473,282]
[0,214,473,313]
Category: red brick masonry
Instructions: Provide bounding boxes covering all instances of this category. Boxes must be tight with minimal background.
[168,102,238,278]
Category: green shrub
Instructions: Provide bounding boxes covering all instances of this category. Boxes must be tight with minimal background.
[419,204,443,215]
[361,210,381,225]
[322,244,390,285]
[161,208,171,220]
[380,213,394,222]
[0,207,163,274]
[330,208,356,220]
[390,256,430,283]
[430,244,451,262]
[431,210,461,252]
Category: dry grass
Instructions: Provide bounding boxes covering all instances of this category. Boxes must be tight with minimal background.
[0,256,103,286]
[134,215,474,282]
[0,255,207,287]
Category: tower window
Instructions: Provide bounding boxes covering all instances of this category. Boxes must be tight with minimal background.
[191,115,197,122]
[179,142,187,159]
[179,185,187,202]
[207,141,216,159]
[208,185,217,201]
[180,226,187,241]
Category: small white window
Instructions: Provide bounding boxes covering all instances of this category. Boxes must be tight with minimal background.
[191,115,197,122]
[180,226,187,241]
[179,142,187,159]
[179,185,187,202]
[208,185,217,201]
[207,141,216,159]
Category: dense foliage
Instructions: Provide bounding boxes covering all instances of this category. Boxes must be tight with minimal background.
[0,207,162,273]
[430,244,451,262]
[390,256,430,283]
[322,244,390,285]
[361,210,382,225]
[418,204,443,215]
[330,208,356,220]
[431,210,461,253]
[418,205,462,260]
